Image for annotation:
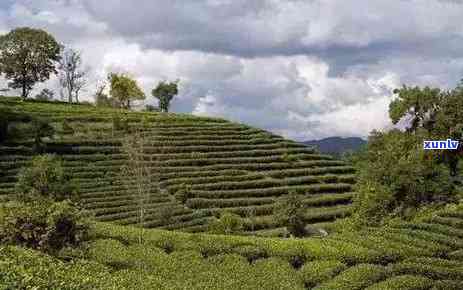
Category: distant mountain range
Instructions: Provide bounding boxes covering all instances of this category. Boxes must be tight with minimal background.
[303,137,366,156]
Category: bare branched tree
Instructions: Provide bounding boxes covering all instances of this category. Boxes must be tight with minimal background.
[119,120,163,281]
[58,48,88,103]
[120,130,152,243]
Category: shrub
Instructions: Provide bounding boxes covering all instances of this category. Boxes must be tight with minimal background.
[274,190,306,237]
[299,260,347,288]
[0,199,91,254]
[353,130,455,225]
[365,274,431,290]
[208,212,244,235]
[314,264,389,290]
[15,154,76,202]
[0,245,114,289]
[88,239,132,269]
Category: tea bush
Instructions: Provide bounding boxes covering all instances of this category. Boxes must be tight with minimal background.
[0,199,91,254]
[15,154,76,202]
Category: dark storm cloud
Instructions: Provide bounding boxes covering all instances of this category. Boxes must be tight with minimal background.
[81,0,463,75]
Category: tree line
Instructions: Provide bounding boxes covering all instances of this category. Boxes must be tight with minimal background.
[0,27,178,112]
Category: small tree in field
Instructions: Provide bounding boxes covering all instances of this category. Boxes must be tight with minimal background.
[120,130,153,242]
[151,80,179,112]
[0,27,61,99]
[274,190,307,237]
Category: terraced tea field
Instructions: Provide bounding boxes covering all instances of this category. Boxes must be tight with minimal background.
[3,201,463,289]
[0,97,355,235]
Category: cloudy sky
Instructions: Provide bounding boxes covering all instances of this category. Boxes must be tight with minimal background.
[1,0,463,141]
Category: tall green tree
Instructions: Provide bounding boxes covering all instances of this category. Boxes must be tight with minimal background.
[108,73,145,109]
[353,129,454,226]
[151,80,179,112]
[0,27,61,99]
[389,85,442,132]
[390,83,463,175]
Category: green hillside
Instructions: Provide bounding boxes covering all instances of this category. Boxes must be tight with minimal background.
[0,97,355,236]
[2,97,463,289]
[2,202,463,289]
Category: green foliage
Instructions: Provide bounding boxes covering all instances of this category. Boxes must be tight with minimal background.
[108,73,145,109]
[365,275,431,290]
[0,199,91,254]
[353,129,455,225]
[112,114,129,132]
[0,27,61,98]
[390,83,463,176]
[274,190,307,237]
[314,264,389,290]
[299,260,347,288]
[15,154,76,202]
[208,212,244,235]
[151,80,179,112]
[0,245,113,289]
[390,85,442,132]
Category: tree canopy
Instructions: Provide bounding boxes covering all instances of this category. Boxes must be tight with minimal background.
[108,73,145,109]
[390,82,463,175]
[151,80,179,112]
[0,27,61,99]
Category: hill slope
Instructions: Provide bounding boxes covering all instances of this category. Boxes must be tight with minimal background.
[304,137,366,156]
[0,97,355,235]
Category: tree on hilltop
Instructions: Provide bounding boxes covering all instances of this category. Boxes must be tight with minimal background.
[0,27,61,99]
[108,73,145,109]
[151,80,179,112]
[58,48,88,103]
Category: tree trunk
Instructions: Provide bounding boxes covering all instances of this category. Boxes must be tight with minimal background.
[22,83,27,99]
